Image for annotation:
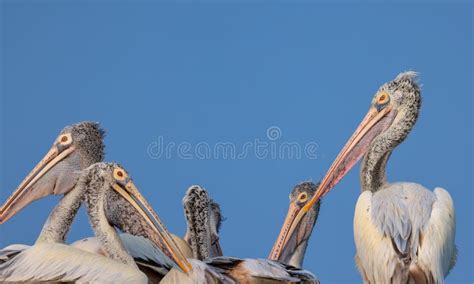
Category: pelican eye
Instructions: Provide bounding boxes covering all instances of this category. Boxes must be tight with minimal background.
[113,168,127,181]
[297,192,308,203]
[376,92,390,105]
[374,91,391,112]
[58,133,72,146]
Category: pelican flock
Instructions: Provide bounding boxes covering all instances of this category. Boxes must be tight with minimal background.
[0,72,456,283]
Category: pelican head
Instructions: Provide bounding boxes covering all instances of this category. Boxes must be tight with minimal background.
[82,162,193,272]
[0,121,105,223]
[183,185,224,260]
[285,71,421,245]
[269,181,320,268]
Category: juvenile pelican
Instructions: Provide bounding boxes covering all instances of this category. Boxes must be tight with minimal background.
[0,163,191,282]
[269,181,321,268]
[162,185,320,284]
[285,72,456,283]
[182,185,224,260]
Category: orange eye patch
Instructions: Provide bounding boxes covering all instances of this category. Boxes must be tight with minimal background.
[113,168,127,181]
[376,92,390,105]
[58,133,72,145]
[298,192,308,203]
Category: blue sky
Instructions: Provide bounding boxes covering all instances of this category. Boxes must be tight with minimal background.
[0,1,472,283]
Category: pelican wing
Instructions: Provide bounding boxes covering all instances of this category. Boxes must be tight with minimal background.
[240,258,318,283]
[71,233,175,270]
[285,265,321,283]
[354,183,456,284]
[120,233,176,268]
[0,242,147,283]
[355,190,401,283]
[70,237,105,255]
[0,244,30,262]
[72,232,190,265]
[417,187,456,281]
[161,259,236,284]
[204,255,241,267]
[71,233,177,280]
[207,257,319,283]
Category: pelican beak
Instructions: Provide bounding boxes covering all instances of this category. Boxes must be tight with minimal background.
[268,202,301,261]
[282,104,396,250]
[211,237,223,257]
[0,143,76,224]
[112,181,193,273]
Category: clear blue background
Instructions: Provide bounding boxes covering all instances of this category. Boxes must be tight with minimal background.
[0,1,472,283]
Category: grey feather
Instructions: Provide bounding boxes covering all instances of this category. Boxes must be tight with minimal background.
[119,233,175,269]
[355,184,456,284]
[242,259,319,283]
[161,258,236,284]
[71,233,177,279]
[0,245,29,262]
[206,257,320,283]
[372,183,435,259]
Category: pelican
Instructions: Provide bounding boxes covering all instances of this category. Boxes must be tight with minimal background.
[0,121,105,241]
[162,185,320,284]
[159,185,235,283]
[285,72,456,283]
[182,185,224,260]
[269,181,321,268]
[0,162,191,282]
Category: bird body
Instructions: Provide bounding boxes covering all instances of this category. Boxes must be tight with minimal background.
[215,257,319,284]
[162,258,236,284]
[354,183,456,283]
[162,257,319,284]
[71,233,192,260]
[0,242,148,283]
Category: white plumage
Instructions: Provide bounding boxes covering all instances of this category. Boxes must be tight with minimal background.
[0,242,148,283]
[354,183,455,283]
